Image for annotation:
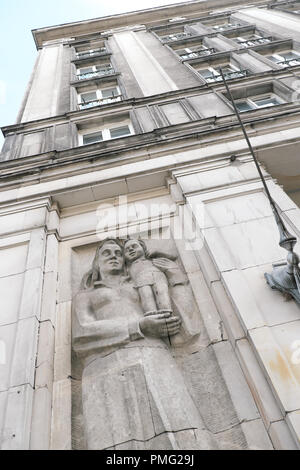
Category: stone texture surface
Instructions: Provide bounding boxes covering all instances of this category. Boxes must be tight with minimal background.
[1,385,34,450]
[210,280,245,344]
[222,265,300,329]
[10,317,39,389]
[235,338,284,428]
[269,419,299,450]
[30,387,52,450]
[248,326,300,413]
[50,379,72,450]
[286,410,300,448]
[241,419,273,450]
[0,274,24,326]
[213,341,260,423]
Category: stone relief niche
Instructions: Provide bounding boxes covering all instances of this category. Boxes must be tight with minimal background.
[70,235,250,450]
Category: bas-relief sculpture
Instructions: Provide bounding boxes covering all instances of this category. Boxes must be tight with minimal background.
[71,238,253,450]
[72,238,218,450]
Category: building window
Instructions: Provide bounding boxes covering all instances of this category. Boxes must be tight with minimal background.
[198,65,247,83]
[169,17,186,22]
[235,34,272,47]
[277,2,300,15]
[161,32,193,42]
[76,47,107,59]
[212,22,243,31]
[77,64,115,80]
[266,51,300,67]
[80,123,133,145]
[83,131,103,145]
[78,86,122,109]
[109,126,132,139]
[235,94,283,112]
[180,46,216,60]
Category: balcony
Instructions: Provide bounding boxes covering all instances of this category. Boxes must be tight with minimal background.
[180,47,216,60]
[221,69,249,80]
[276,57,300,67]
[78,95,123,110]
[161,32,193,43]
[76,68,116,81]
[237,37,273,48]
[200,69,249,83]
[76,48,107,59]
[212,22,244,32]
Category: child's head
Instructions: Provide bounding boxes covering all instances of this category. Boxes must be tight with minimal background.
[124,239,148,263]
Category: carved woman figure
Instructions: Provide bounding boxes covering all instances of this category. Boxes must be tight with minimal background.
[72,238,217,450]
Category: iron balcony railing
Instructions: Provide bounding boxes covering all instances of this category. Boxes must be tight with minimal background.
[203,69,249,83]
[161,32,193,43]
[180,47,216,60]
[212,23,244,31]
[77,68,116,80]
[277,57,300,67]
[78,95,123,110]
[76,48,107,59]
[237,37,273,47]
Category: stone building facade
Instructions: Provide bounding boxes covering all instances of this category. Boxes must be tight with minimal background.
[0,0,300,450]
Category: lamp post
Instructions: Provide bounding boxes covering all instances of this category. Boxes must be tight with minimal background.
[219,67,300,303]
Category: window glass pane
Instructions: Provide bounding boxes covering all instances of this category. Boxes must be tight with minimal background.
[79,67,93,74]
[110,126,131,139]
[222,66,234,73]
[199,68,216,79]
[81,92,97,102]
[253,97,280,108]
[236,101,253,112]
[95,64,111,71]
[77,50,90,56]
[83,132,103,145]
[281,52,299,60]
[267,55,280,63]
[101,87,119,98]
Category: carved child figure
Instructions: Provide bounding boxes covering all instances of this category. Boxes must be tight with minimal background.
[124,239,173,316]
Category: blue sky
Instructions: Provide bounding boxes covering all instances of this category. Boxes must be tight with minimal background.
[0,0,184,150]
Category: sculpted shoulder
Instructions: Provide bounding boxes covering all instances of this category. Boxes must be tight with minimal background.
[74,287,97,309]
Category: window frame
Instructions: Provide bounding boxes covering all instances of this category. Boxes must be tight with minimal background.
[77,63,114,80]
[235,92,284,112]
[235,34,271,47]
[78,85,122,107]
[82,131,104,146]
[212,22,241,31]
[198,63,242,83]
[79,120,135,146]
[75,47,107,58]
[266,50,300,67]
[180,45,211,60]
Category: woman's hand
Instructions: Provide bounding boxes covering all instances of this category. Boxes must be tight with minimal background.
[139,313,181,338]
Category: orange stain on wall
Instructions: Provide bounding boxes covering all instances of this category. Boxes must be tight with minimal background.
[269,351,293,382]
